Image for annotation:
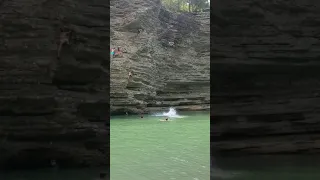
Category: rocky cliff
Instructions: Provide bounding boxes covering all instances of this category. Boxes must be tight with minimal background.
[110,0,210,115]
[0,0,109,169]
[212,0,320,155]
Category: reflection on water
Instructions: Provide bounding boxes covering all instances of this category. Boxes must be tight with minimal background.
[213,155,320,180]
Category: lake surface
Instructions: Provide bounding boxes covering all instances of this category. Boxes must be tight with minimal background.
[213,155,320,180]
[110,111,210,180]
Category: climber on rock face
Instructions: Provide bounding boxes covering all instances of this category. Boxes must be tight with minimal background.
[57,27,73,60]
[136,28,143,37]
[168,41,174,47]
[114,46,123,57]
[110,48,115,57]
[128,71,132,79]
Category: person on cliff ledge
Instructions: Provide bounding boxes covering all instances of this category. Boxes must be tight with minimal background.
[136,28,143,37]
[110,48,115,57]
[128,71,133,80]
[57,27,73,60]
[113,46,123,57]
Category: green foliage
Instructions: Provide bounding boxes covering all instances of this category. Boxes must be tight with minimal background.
[161,0,209,13]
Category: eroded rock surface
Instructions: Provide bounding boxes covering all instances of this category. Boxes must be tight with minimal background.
[0,0,109,169]
[110,0,210,114]
[212,0,320,155]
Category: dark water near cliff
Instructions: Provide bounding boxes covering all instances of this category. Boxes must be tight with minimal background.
[0,167,107,180]
[213,155,320,180]
[110,111,210,180]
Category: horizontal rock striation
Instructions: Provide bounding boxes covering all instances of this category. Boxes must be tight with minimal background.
[0,0,109,169]
[110,0,210,115]
[212,0,320,155]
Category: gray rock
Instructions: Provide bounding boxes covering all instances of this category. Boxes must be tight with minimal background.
[110,0,210,115]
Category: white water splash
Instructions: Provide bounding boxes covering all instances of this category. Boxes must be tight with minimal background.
[152,107,185,118]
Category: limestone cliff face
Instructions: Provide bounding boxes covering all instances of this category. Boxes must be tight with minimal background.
[212,0,320,155]
[110,0,210,115]
[0,0,109,169]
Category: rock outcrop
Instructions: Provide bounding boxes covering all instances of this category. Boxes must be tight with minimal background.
[110,0,210,115]
[212,0,320,155]
[0,0,109,169]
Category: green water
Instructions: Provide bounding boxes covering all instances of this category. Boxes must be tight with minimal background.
[110,111,210,180]
[214,155,320,180]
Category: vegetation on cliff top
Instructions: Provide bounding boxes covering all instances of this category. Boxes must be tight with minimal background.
[161,0,210,12]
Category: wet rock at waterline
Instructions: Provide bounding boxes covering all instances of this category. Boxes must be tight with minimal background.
[110,0,210,115]
[0,1,109,169]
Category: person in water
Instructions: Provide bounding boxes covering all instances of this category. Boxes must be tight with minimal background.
[160,117,169,122]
